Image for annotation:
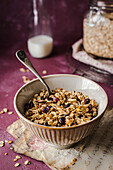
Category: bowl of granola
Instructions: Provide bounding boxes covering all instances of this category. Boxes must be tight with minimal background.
[14,74,108,148]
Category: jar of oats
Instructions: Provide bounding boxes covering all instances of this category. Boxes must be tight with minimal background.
[83,0,113,59]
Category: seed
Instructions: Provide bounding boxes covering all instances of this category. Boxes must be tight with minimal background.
[8,111,13,115]
[14,163,20,167]
[3,108,8,112]
[5,153,8,155]
[14,158,18,162]
[24,160,31,165]
[0,141,4,147]
[42,70,47,74]
[16,155,21,159]
[8,140,13,144]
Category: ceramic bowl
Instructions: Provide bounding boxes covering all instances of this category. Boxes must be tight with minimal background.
[14,74,108,148]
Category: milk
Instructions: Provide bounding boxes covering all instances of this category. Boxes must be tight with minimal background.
[28,35,53,58]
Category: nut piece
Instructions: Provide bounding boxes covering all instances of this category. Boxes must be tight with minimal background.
[8,140,13,144]
[0,141,4,147]
[14,163,20,167]
[42,70,47,74]
[16,155,21,159]
[24,160,31,165]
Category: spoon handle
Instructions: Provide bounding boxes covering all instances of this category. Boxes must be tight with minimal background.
[16,50,51,96]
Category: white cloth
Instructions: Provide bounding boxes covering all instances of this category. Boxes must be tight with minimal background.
[72,39,113,74]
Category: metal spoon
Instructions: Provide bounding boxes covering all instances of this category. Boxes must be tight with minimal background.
[16,50,51,96]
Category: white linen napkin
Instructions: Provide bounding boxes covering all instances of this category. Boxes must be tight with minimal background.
[72,39,113,74]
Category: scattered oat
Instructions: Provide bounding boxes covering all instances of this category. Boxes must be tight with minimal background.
[14,163,20,167]
[70,158,77,165]
[20,68,26,73]
[24,160,31,165]
[42,70,47,74]
[14,158,18,162]
[22,76,30,83]
[8,140,13,144]
[0,110,4,114]
[5,140,8,143]
[0,141,4,147]
[80,144,86,151]
[5,153,8,155]
[16,155,21,159]
[26,69,30,72]
[3,108,7,112]
[8,111,13,115]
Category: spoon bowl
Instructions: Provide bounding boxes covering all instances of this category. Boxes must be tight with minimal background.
[16,50,51,96]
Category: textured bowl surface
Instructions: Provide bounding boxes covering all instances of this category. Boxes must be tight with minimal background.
[14,74,108,148]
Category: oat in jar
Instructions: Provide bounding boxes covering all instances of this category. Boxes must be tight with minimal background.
[83,0,113,59]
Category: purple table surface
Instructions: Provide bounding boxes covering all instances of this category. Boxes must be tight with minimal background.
[0,0,113,170]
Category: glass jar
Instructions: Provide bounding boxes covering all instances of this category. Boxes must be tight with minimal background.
[83,0,113,59]
[27,0,53,58]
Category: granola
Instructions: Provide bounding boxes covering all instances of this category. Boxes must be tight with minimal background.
[24,88,98,127]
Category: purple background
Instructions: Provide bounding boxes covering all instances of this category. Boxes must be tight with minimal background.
[0,0,113,170]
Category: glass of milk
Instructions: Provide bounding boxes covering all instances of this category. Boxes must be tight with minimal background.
[27,0,53,58]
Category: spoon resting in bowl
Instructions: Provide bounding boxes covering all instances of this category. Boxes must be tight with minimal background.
[16,50,51,96]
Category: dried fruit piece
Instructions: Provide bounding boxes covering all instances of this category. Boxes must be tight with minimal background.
[14,163,20,167]
[24,160,31,165]
[59,117,65,125]
[0,141,4,147]
[84,98,90,104]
